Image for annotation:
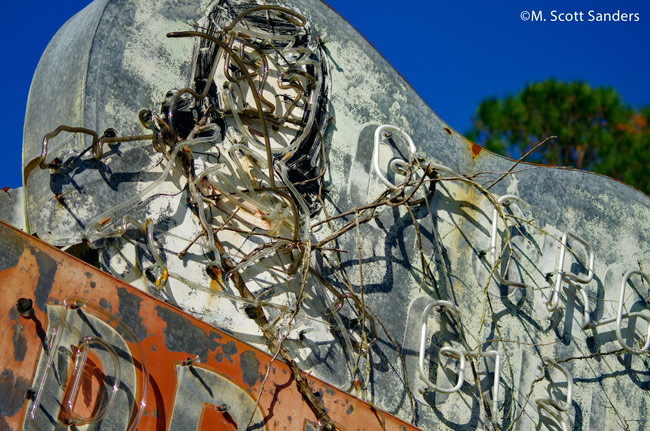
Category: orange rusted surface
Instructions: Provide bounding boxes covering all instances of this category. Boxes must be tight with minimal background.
[471,143,482,157]
[0,221,420,431]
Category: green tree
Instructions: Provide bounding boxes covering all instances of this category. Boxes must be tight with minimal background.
[466,79,650,194]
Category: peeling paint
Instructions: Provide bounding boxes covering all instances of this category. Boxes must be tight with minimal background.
[12,323,26,362]
[208,330,222,352]
[31,246,57,312]
[116,287,147,341]
[0,369,29,419]
[0,225,23,273]
[155,305,209,361]
[222,341,237,363]
[240,350,260,387]
[99,297,112,312]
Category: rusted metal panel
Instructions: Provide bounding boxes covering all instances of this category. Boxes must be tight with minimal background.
[0,221,419,430]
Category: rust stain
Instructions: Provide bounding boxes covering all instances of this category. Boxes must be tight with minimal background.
[209,279,224,292]
[471,143,482,157]
[54,193,65,206]
[207,266,224,292]
[443,127,452,135]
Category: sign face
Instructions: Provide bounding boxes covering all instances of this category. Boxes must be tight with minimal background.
[13,0,650,428]
[0,222,419,430]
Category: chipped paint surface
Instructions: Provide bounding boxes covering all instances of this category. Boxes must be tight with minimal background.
[156,305,211,360]
[240,350,261,387]
[0,187,26,232]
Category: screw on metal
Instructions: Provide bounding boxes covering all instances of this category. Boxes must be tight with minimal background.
[16,298,34,317]
[25,389,36,401]
[181,355,201,366]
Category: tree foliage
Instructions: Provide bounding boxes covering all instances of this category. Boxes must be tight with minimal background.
[466,79,650,194]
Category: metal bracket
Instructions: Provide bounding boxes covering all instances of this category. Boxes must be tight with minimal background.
[546,231,595,329]
[488,194,530,289]
[372,125,418,191]
[535,361,573,431]
[418,300,501,416]
[418,300,465,393]
[588,270,650,354]
[435,347,501,421]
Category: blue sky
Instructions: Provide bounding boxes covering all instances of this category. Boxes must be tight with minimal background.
[2,0,649,189]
